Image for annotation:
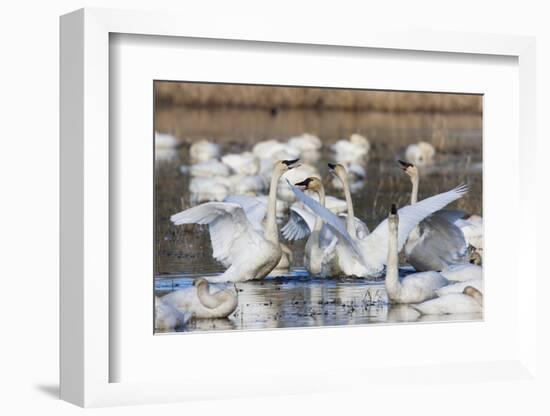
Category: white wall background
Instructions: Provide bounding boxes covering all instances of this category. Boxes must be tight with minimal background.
[1,1,548,414]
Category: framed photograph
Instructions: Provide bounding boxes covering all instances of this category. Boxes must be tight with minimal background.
[60,8,538,407]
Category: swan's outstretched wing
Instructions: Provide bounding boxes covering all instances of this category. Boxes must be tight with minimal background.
[171,202,264,268]
[281,204,316,240]
[223,195,267,231]
[288,181,361,255]
[365,185,468,269]
[407,215,468,271]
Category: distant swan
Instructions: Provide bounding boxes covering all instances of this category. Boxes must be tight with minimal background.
[189,159,231,177]
[412,286,482,315]
[385,204,449,303]
[398,160,468,271]
[189,139,220,162]
[405,141,435,166]
[289,180,468,278]
[330,133,370,163]
[161,278,238,319]
[171,159,300,282]
[221,151,260,176]
[287,133,322,152]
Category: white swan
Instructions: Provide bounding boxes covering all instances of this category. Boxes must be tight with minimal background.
[293,177,339,276]
[405,141,435,166]
[155,296,193,330]
[412,286,483,315]
[253,139,300,161]
[330,133,370,163]
[171,159,300,282]
[189,139,220,162]
[289,181,468,277]
[277,163,321,202]
[189,176,233,203]
[287,133,322,152]
[269,243,293,276]
[440,263,483,282]
[155,131,179,149]
[221,151,260,176]
[161,278,238,319]
[398,160,468,271]
[435,278,483,296]
[189,159,231,177]
[385,204,449,303]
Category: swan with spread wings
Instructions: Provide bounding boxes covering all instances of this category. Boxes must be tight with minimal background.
[289,180,468,278]
[170,159,300,282]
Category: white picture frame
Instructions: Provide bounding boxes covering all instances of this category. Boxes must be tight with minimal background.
[60,7,538,407]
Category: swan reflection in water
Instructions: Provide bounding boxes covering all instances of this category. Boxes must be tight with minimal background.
[154,271,481,333]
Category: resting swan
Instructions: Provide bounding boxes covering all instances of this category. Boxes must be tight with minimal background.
[289,180,468,278]
[293,178,339,276]
[155,296,193,330]
[404,141,435,166]
[385,204,449,303]
[161,278,238,319]
[398,160,468,271]
[171,159,300,282]
[412,286,483,315]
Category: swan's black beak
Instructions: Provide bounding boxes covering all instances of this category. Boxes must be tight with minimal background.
[282,159,300,169]
[327,162,337,175]
[390,203,397,215]
[398,160,413,170]
[294,177,313,190]
[192,279,197,286]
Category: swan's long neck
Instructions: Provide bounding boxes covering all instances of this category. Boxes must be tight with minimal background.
[265,168,283,244]
[410,175,419,204]
[339,171,357,237]
[313,186,326,232]
[385,219,401,298]
[196,283,221,309]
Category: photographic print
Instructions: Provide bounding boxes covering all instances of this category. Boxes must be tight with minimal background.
[154,82,483,333]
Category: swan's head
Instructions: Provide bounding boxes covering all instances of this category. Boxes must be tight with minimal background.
[388,203,399,230]
[463,286,483,304]
[294,177,322,192]
[276,159,301,173]
[192,278,209,290]
[327,162,348,179]
[398,160,418,179]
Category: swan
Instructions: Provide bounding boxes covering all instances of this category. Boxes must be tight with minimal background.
[384,204,449,303]
[293,178,339,276]
[287,133,322,152]
[189,176,233,203]
[328,163,370,238]
[161,278,238,319]
[455,214,484,257]
[155,296,193,330]
[253,139,300,161]
[155,131,179,149]
[398,160,468,271]
[222,194,293,275]
[411,286,483,315]
[404,141,435,166]
[289,180,468,278]
[189,159,231,177]
[171,159,300,282]
[189,139,220,162]
[435,278,483,296]
[221,151,260,176]
[330,133,370,163]
[277,163,321,202]
[440,263,483,282]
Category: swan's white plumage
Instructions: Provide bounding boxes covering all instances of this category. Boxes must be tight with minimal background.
[189,159,231,177]
[221,151,260,175]
[189,139,220,162]
[290,183,468,276]
[171,202,264,268]
[405,141,435,166]
[412,293,482,315]
[440,264,482,282]
[155,296,193,330]
[435,278,483,296]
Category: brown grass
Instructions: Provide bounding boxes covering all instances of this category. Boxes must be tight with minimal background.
[155,82,482,114]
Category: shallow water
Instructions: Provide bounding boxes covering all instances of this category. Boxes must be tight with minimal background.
[154,108,482,333]
[154,269,482,333]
